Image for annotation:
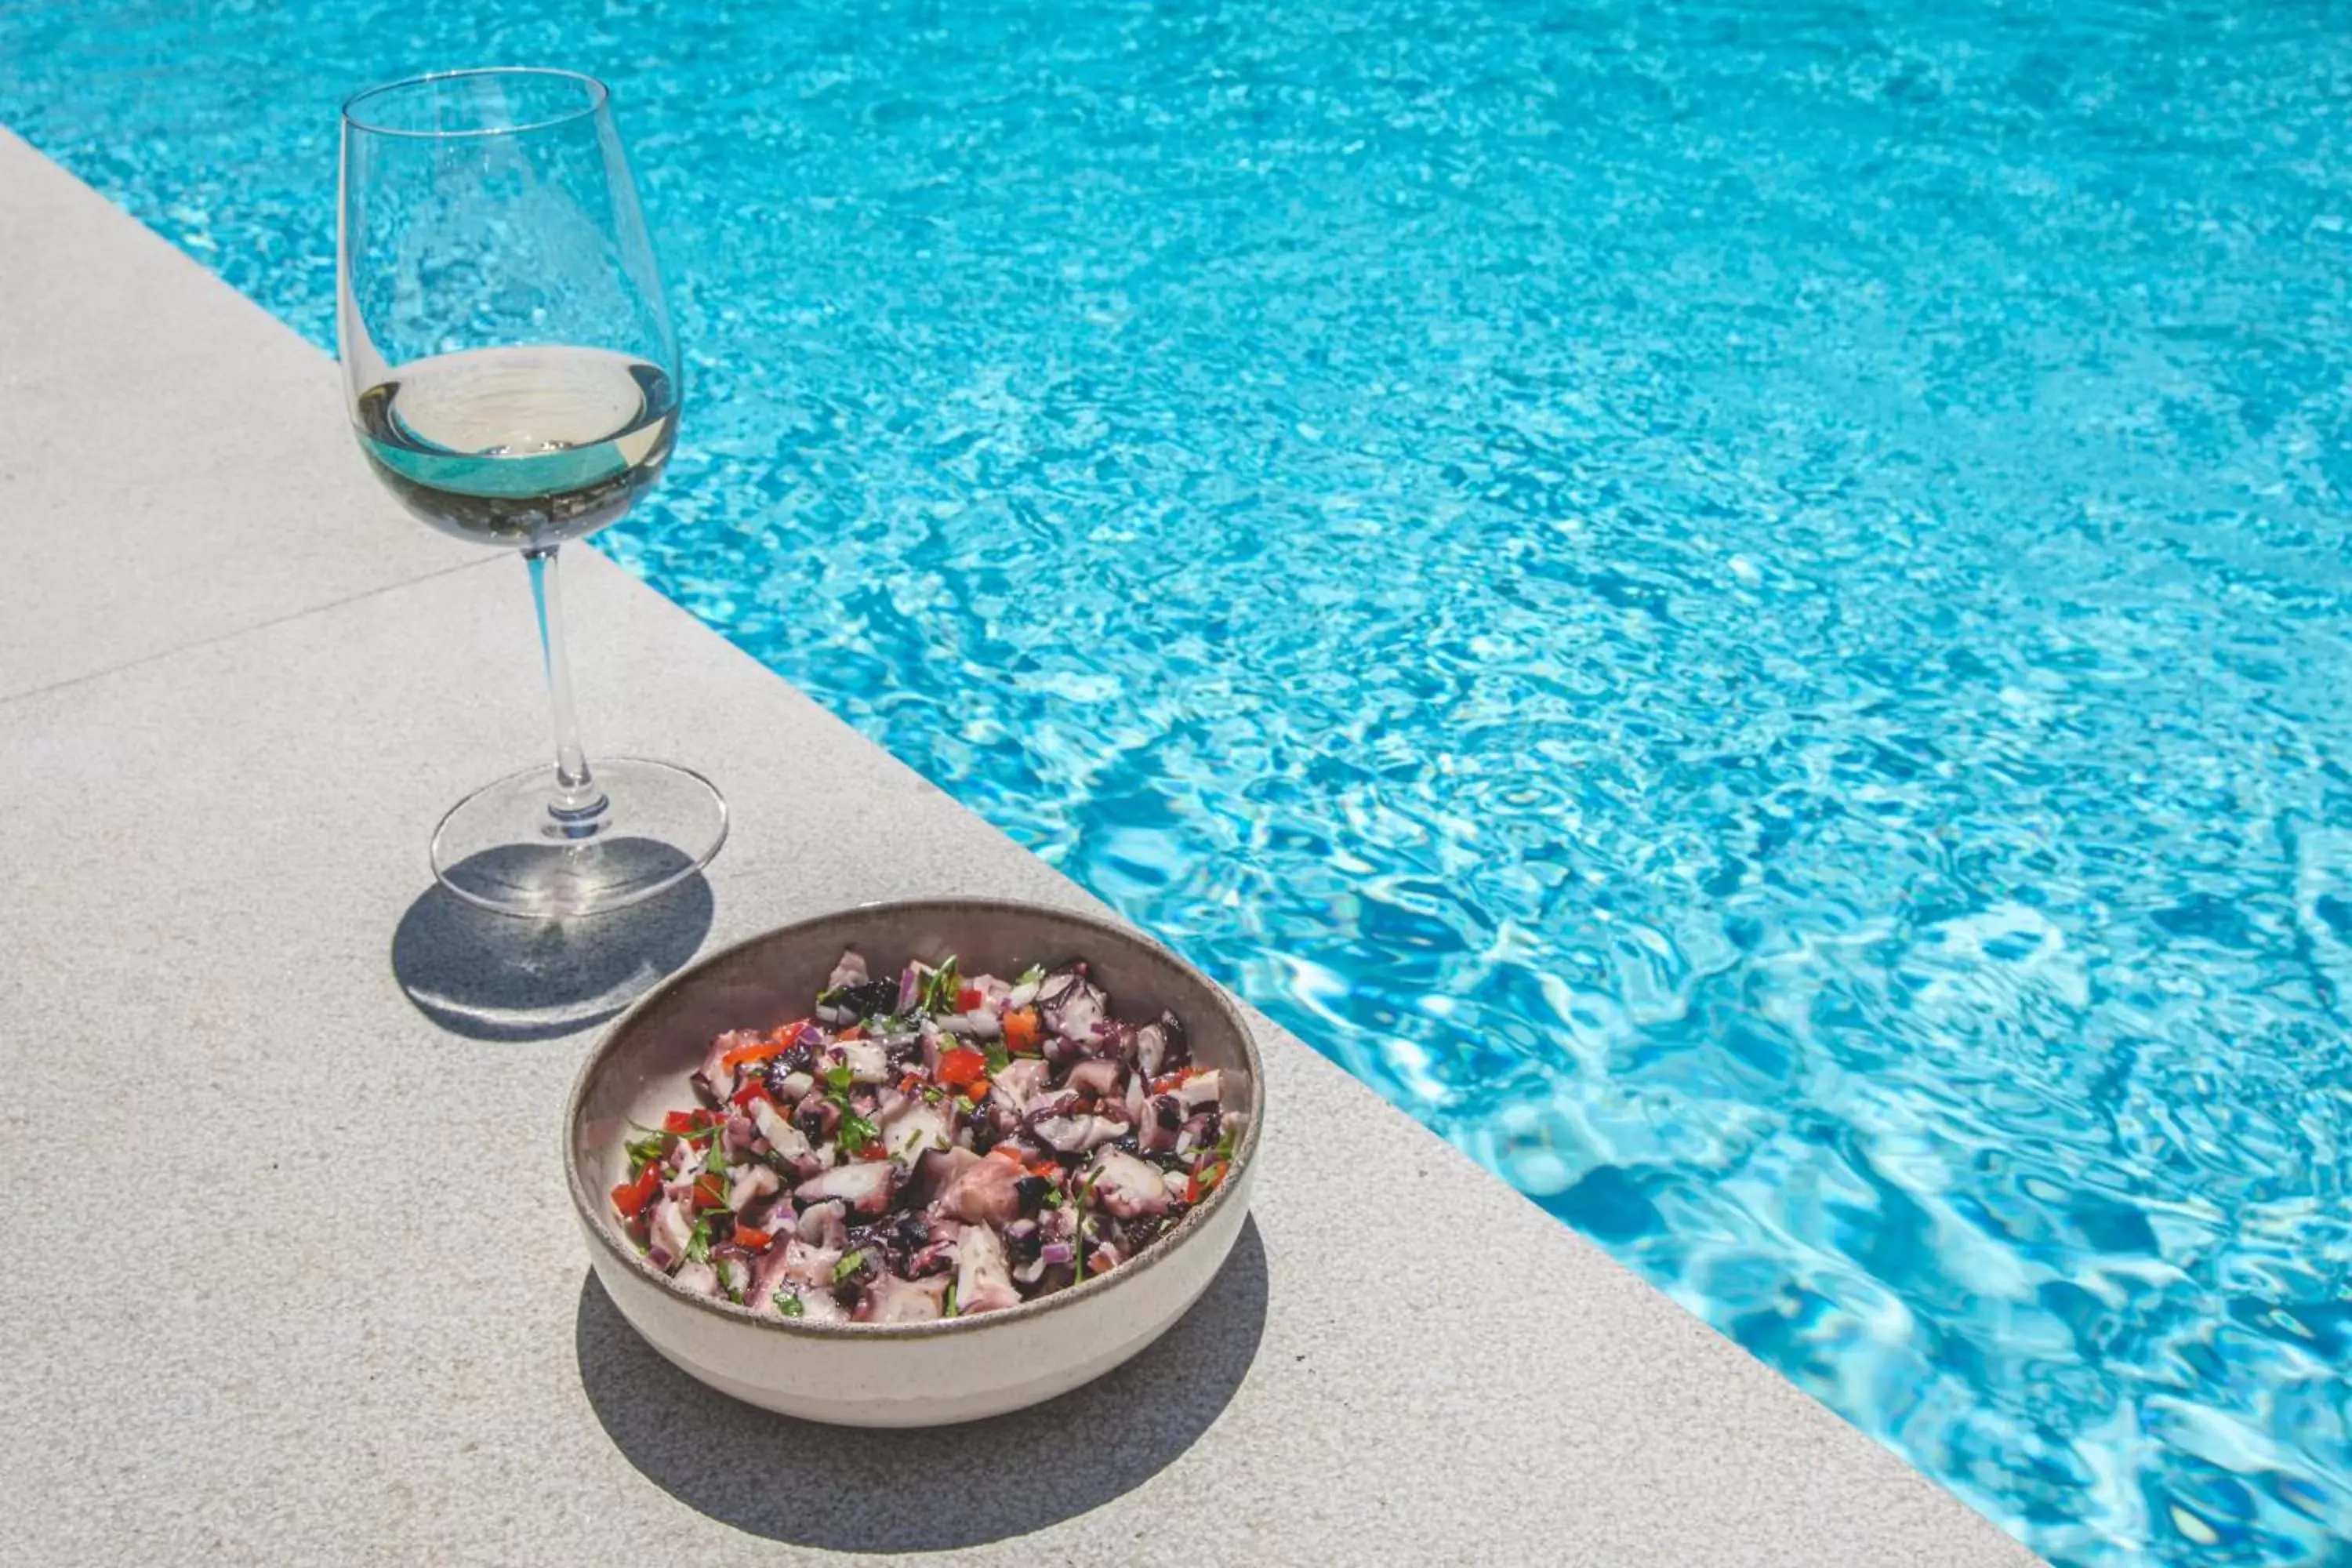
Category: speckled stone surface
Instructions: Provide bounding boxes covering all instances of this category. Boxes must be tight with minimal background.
[0,130,2038,1566]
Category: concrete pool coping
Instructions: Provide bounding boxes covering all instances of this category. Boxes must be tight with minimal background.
[0,127,2039,1565]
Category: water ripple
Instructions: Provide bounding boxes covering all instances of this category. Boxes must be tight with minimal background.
[9,0,2352,1560]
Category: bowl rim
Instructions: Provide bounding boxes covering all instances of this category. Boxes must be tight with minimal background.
[563,895,1266,1339]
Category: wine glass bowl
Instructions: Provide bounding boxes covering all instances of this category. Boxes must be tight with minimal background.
[338,68,724,918]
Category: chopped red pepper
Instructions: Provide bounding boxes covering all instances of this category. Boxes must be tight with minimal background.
[721,1033,793,1071]
[662,1109,717,1135]
[609,1166,662,1220]
[692,1173,728,1210]
[1002,1007,1043,1054]
[1026,1159,1060,1180]
[897,1070,924,1095]
[837,1025,866,1041]
[731,1080,775,1111]
[956,985,985,1011]
[1185,1162,1229,1206]
[734,1225,775,1251]
[966,1076,993,1103]
[938,1047,989,1090]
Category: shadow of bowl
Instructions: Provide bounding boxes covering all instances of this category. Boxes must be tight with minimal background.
[575,1216,1269,1551]
[389,869,714,1041]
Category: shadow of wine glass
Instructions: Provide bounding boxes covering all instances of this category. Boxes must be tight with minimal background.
[389,845,713,1041]
[574,1218,1270,1551]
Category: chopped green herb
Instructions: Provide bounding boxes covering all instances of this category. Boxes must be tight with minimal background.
[705,1130,731,1178]
[833,1248,868,1283]
[920,1083,946,1105]
[982,1040,1011,1075]
[1040,1185,1064,1208]
[822,1064,855,1094]
[942,1279,959,1317]
[837,1112,879,1156]
[918,956,963,1015]
[685,1216,713,1264]
[1015,964,1045,987]
[775,1290,805,1318]
[627,1117,718,1145]
[625,1133,669,1177]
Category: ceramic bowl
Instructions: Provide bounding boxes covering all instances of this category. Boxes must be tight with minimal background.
[564,897,1265,1427]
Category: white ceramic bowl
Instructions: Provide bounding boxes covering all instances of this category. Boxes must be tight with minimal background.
[564,898,1265,1427]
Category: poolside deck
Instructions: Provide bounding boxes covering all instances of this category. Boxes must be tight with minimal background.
[0,127,2039,1566]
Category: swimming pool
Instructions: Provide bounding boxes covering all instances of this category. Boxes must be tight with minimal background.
[8,0,2348,1558]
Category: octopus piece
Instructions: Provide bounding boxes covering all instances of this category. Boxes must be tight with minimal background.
[989,1057,1052,1112]
[646,1195,694,1270]
[1032,1101,1131,1155]
[727,1162,781,1214]
[1086,1149,1174,1221]
[828,1037,890,1084]
[721,1112,760,1163]
[797,1198,849,1252]
[1133,1012,1183,1079]
[793,1087,843,1143]
[954,1221,1021,1316]
[925,1147,1026,1228]
[1137,1092,1184,1154]
[694,1029,762,1104]
[905,1224,961,1278]
[1036,967,1108,1044]
[752,1099,827,1178]
[858,1272,948,1323]
[1177,1070,1222,1112]
[1065,1058,1124,1102]
[797,1160,897,1214]
[751,1239,847,1317]
[878,1094,955,1171]
[672,1259,721,1298]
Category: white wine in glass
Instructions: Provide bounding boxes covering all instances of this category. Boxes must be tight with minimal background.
[339,69,724,918]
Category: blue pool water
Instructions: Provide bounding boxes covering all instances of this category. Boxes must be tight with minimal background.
[8,0,2350,1558]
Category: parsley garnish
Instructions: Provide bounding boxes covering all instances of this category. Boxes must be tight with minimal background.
[625,1133,669,1177]
[917,956,963,1015]
[833,1249,868,1283]
[1015,964,1045,987]
[982,1040,1011,1075]
[837,1111,879,1156]
[627,1117,719,1145]
[822,1064,855,1094]
[775,1290,805,1317]
[1040,1185,1063,1208]
[942,1279,959,1317]
[685,1216,713,1264]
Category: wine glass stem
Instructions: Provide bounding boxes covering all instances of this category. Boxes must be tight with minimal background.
[524,545,608,829]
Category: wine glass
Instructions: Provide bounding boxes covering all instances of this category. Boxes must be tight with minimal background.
[338,67,725,918]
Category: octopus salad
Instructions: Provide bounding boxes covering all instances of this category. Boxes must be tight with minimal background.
[608,951,1238,1323]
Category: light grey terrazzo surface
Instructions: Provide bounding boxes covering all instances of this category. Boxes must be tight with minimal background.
[0,129,2040,1566]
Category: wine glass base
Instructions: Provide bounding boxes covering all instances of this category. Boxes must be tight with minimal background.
[430,757,727,920]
